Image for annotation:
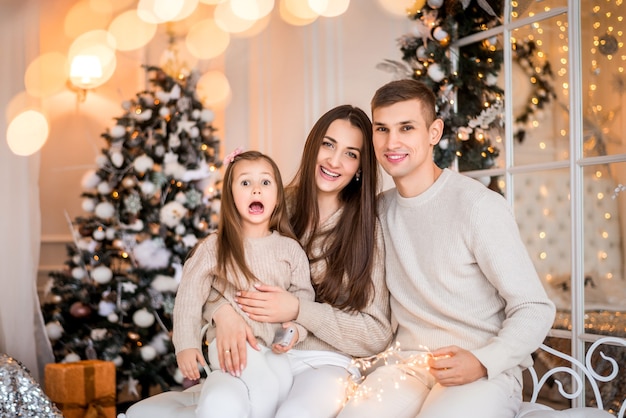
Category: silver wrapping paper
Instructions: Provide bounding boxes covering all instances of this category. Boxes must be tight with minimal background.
[0,354,63,417]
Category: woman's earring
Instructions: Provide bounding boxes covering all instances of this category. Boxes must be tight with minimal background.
[355,170,361,182]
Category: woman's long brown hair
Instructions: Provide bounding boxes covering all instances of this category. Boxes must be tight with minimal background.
[287,105,378,312]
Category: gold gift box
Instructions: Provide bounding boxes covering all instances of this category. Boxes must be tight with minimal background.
[45,360,116,418]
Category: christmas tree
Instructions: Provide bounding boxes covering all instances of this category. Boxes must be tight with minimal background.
[379,0,555,176]
[41,65,222,399]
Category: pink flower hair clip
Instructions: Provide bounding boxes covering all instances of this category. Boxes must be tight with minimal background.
[224,147,244,166]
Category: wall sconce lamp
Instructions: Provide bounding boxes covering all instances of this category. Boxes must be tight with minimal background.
[68,55,103,102]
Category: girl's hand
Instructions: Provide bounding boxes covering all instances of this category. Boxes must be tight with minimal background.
[176,348,206,381]
[214,304,259,376]
[236,284,300,323]
[427,345,487,386]
[271,322,298,354]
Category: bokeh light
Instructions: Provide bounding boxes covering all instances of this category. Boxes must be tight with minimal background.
[7,110,50,156]
[64,0,112,39]
[24,52,68,98]
[185,19,230,60]
[230,0,274,21]
[196,70,231,108]
[68,30,117,88]
[214,1,256,34]
[108,10,158,51]
[280,0,318,26]
[308,0,350,17]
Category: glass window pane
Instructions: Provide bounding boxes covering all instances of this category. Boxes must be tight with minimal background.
[513,169,571,309]
[583,163,626,315]
[511,0,567,21]
[582,1,626,157]
[512,16,570,165]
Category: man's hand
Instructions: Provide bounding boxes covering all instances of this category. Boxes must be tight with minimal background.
[235,284,299,322]
[427,345,487,386]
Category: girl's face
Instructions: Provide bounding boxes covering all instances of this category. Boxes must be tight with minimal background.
[231,158,279,237]
[315,119,363,200]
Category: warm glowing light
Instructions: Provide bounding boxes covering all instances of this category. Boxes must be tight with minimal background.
[186,19,230,59]
[214,2,257,33]
[539,252,547,260]
[109,10,158,50]
[231,0,274,20]
[70,55,103,88]
[24,52,68,98]
[197,71,231,108]
[68,30,117,88]
[308,0,350,17]
[6,110,50,156]
[64,0,112,39]
[539,231,546,239]
[280,0,319,26]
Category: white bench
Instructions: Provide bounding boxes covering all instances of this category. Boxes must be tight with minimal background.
[517,336,625,418]
[122,335,625,417]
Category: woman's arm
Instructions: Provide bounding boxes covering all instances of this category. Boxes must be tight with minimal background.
[237,225,393,357]
[212,304,259,376]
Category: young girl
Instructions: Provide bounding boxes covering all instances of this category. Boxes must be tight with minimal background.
[173,150,315,418]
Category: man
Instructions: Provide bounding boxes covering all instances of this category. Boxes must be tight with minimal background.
[339,79,555,418]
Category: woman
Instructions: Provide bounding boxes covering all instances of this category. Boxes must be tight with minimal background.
[125,105,391,418]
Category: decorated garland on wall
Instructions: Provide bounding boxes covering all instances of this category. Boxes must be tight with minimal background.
[378,0,556,172]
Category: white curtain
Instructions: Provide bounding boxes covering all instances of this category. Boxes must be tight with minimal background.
[0,0,54,383]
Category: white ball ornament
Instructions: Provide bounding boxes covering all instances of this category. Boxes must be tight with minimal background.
[111,152,124,168]
[159,107,171,117]
[201,109,214,123]
[81,170,101,190]
[427,63,446,82]
[140,345,157,361]
[105,228,116,240]
[72,267,86,280]
[107,312,119,323]
[433,27,449,42]
[478,176,491,187]
[98,300,116,316]
[173,368,184,384]
[110,125,126,138]
[134,155,154,174]
[140,181,156,196]
[63,353,81,363]
[416,46,428,60]
[133,308,155,328]
[95,202,116,219]
[45,321,64,340]
[175,224,186,235]
[428,0,444,8]
[112,355,123,367]
[82,198,96,212]
[92,229,106,241]
[192,109,201,119]
[92,265,113,284]
[189,126,200,138]
[97,181,112,195]
[438,138,449,150]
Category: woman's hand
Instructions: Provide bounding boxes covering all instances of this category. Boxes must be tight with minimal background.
[235,284,300,323]
[176,348,206,381]
[214,304,259,376]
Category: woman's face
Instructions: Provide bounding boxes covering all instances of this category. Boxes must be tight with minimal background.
[315,118,363,200]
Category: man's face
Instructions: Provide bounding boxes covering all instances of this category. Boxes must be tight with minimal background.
[372,99,441,192]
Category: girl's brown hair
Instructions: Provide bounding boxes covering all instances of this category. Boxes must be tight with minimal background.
[287,105,378,312]
[215,150,294,289]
